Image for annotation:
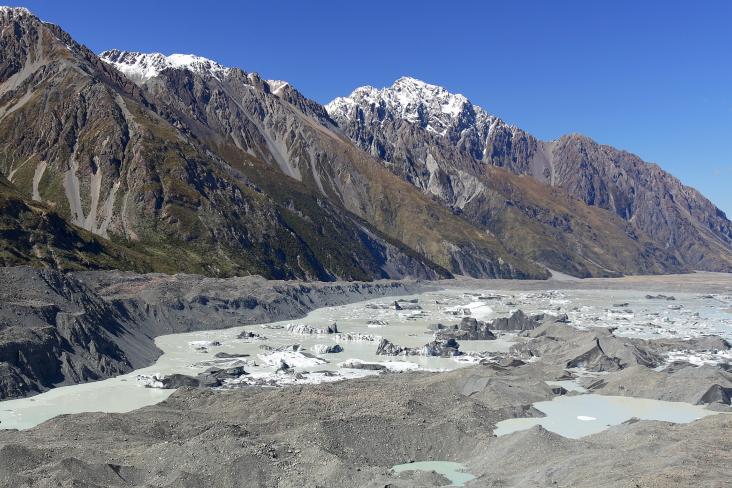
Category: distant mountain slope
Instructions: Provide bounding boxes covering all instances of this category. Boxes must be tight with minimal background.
[327,78,732,273]
[98,49,546,279]
[0,8,446,280]
[0,175,150,272]
[0,8,544,280]
[327,78,693,276]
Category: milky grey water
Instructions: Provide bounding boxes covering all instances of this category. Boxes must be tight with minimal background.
[493,394,718,438]
[392,461,476,486]
[1,286,729,431]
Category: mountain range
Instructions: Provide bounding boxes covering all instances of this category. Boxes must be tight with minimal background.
[1,6,730,280]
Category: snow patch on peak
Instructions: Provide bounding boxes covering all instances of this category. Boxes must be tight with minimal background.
[267,80,290,96]
[0,6,33,19]
[99,49,231,83]
[326,76,482,136]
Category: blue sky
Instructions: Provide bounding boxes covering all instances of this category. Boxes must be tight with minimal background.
[9,0,732,215]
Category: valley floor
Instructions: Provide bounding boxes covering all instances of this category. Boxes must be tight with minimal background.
[0,271,731,487]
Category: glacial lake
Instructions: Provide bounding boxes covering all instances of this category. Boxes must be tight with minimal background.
[1,286,729,431]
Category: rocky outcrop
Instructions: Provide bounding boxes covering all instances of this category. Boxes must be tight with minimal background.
[433,317,497,340]
[490,310,541,331]
[376,337,462,357]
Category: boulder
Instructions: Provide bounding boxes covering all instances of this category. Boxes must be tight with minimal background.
[341,361,387,371]
[435,317,497,341]
[490,310,541,331]
[698,384,732,405]
[213,352,250,359]
[312,344,344,354]
[159,374,201,389]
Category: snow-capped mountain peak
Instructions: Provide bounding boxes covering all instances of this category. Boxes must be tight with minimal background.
[326,76,489,136]
[99,49,231,83]
[267,80,291,96]
[0,6,34,21]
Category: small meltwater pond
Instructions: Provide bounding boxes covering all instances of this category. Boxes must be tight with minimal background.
[494,394,719,439]
[392,461,476,487]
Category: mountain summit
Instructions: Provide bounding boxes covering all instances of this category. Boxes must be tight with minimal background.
[100,49,231,83]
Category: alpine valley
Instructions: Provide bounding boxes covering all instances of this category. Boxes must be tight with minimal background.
[2,7,732,488]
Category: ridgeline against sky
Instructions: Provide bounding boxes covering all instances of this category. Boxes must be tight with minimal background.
[7,0,729,217]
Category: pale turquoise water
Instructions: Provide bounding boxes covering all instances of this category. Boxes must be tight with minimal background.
[494,394,718,438]
[392,461,476,486]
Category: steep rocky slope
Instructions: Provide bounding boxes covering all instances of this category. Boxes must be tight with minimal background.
[0,176,150,272]
[0,266,159,400]
[0,7,544,280]
[327,77,732,274]
[98,49,545,279]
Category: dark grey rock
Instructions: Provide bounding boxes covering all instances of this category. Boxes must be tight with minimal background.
[490,310,541,331]
[434,317,496,340]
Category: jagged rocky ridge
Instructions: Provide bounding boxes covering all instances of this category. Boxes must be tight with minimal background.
[327,77,732,275]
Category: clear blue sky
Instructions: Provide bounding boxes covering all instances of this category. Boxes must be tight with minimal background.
[8,0,732,216]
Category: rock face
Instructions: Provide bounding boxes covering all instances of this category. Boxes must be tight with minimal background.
[327,77,732,275]
[0,265,425,400]
[0,267,159,399]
